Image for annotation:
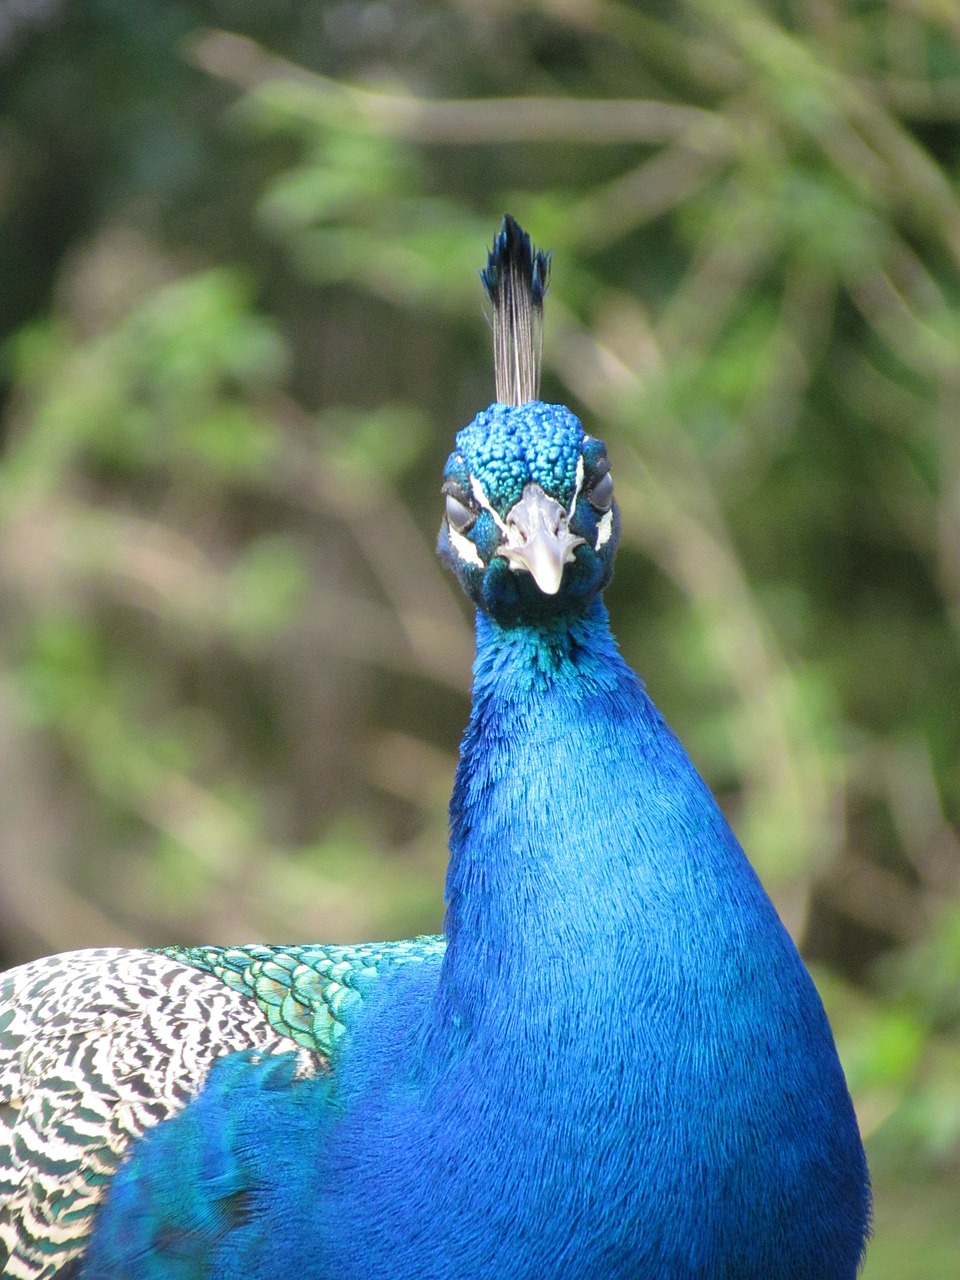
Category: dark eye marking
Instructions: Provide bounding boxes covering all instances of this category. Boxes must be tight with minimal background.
[442,482,478,533]
[585,462,614,513]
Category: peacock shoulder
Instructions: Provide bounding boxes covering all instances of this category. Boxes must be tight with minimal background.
[157,936,447,1055]
[0,939,441,1279]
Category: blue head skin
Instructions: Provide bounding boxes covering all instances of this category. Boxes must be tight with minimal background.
[438,401,620,625]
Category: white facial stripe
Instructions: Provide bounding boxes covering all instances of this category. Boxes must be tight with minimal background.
[469,475,509,533]
[596,510,613,549]
[569,454,585,518]
[448,524,484,569]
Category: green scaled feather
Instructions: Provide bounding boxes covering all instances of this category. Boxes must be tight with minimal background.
[156,938,446,1058]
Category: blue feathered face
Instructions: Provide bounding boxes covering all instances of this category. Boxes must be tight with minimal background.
[438,402,620,623]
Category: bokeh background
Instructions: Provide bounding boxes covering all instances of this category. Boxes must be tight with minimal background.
[1,0,959,1271]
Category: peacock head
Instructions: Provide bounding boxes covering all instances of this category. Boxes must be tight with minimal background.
[438,402,620,623]
[437,216,619,624]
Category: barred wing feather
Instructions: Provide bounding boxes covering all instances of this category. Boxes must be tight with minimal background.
[0,948,321,1280]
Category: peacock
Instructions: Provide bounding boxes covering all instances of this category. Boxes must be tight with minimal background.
[0,216,870,1279]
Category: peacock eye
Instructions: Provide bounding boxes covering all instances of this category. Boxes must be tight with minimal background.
[445,492,477,533]
[586,467,614,514]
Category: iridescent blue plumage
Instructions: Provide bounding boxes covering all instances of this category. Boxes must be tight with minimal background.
[454,401,583,512]
[0,219,870,1279]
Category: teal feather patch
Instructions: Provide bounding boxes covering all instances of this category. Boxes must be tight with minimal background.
[156,939,446,1058]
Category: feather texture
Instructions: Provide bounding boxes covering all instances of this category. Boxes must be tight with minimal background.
[0,220,870,1279]
[0,941,443,1278]
[479,214,550,405]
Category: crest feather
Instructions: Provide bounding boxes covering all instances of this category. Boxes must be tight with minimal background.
[479,215,551,406]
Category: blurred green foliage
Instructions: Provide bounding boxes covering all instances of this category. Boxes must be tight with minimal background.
[1,1,959,1271]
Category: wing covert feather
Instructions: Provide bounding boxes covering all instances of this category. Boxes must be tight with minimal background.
[0,948,320,1280]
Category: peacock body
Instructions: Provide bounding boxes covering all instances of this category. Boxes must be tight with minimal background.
[0,218,870,1279]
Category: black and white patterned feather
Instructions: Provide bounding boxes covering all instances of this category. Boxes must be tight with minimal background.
[0,949,319,1279]
[0,936,443,1278]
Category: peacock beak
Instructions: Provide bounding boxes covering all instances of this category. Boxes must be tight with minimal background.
[497,483,585,595]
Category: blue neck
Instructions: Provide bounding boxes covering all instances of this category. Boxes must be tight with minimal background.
[438,600,754,1036]
[418,599,867,1280]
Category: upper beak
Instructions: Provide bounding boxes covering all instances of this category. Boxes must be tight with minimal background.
[496,484,584,595]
